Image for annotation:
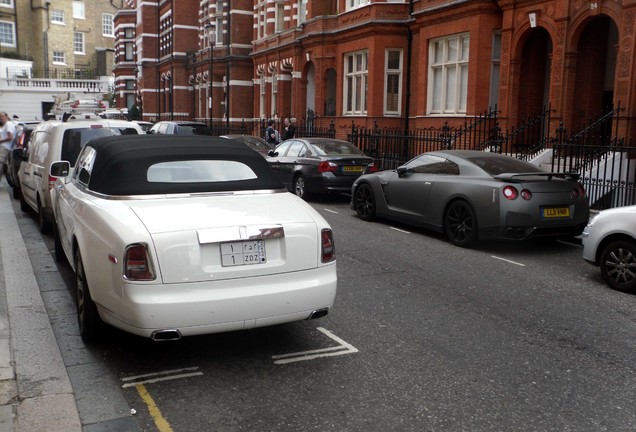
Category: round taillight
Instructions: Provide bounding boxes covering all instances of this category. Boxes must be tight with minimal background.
[571,184,586,199]
[521,189,532,200]
[503,185,518,200]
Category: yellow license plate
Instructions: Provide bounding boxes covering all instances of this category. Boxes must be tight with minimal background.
[543,207,570,218]
[343,166,364,173]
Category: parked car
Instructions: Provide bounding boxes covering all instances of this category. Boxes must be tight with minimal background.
[6,121,41,199]
[49,135,336,342]
[266,138,377,198]
[582,206,636,292]
[351,150,590,247]
[18,118,143,233]
[133,120,154,132]
[220,134,275,156]
[147,121,212,135]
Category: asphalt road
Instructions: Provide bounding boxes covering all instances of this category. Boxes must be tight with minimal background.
[14,193,636,432]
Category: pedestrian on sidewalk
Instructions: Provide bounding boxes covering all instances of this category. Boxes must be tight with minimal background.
[265,119,281,145]
[0,112,16,176]
[282,117,296,140]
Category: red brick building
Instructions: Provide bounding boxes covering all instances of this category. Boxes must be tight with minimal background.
[115,0,636,140]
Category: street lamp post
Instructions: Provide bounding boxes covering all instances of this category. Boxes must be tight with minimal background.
[204,23,215,131]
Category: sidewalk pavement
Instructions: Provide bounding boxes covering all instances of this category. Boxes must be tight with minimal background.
[0,178,82,432]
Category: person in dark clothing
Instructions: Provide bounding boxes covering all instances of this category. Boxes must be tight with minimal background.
[265,119,280,145]
[282,117,296,140]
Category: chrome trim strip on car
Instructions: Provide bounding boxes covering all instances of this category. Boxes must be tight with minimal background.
[76,187,288,201]
[197,225,285,244]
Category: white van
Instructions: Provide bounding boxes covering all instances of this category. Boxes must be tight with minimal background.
[17,118,143,233]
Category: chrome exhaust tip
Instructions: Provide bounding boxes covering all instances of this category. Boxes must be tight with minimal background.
[308,308,329,320]
[150,329,182,341]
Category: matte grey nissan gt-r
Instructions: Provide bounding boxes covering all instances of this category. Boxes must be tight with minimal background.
[351,150,590,247]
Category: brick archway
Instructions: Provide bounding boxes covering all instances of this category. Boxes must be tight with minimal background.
[517,28,553,120]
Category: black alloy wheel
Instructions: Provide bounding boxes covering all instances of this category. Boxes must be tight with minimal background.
[353,183,376,221]
[11,183,19,200]
[444,200,478,247]
[19,192,29,213]
[37,196,51,234]
[53,222,65,263]
[75,249,103,342]
[600,240,636,292]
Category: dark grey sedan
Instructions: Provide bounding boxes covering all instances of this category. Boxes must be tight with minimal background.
[267,138,376,198]
[351,150,590,247]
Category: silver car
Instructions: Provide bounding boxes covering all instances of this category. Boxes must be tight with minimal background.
[351,150,590,247]
[582,205,636,292]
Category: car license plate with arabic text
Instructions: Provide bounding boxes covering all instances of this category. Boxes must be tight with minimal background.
[221,240,266,267]
[542,207,570,218]
[343,165,364,173]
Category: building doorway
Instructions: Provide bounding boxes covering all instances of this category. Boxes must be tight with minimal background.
[517,28,552,119]
[572,15,618,127]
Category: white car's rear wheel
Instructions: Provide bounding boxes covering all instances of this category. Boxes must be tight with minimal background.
[600,240,636,292]
[75,249,103,342]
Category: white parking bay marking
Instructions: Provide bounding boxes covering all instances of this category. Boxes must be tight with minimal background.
[121,366,203,388]
[272,327,358,365]
[323,208,338,214]
[491,255,526,267]
[390,226,411,234]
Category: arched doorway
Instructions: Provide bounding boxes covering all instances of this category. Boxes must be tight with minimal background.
[517,28,553,119]
[572,15,618,126]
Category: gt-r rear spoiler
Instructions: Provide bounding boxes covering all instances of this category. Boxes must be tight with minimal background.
[494,172,581,182]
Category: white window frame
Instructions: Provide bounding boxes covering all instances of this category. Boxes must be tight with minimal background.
[51,9,65,24]
[52,51,66,65]
[346,0,370,11]
[102,13,114,37]
[259,75,266,118]
[297,0,307,25]
[124,41,135,61]
[256,5,266,39]
[271,71,278,116]
[384,49,403,116]
[343,50,368,116]
[275,2,285,32]
[73,32,85,54]
[0,21,15,47]
[0,0,13,7]
[428,33,469,115]
[73,1,85,19]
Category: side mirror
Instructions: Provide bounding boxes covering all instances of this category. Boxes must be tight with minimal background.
[50,161,70,178]
[397,166,409,177]
[268,150,278,157]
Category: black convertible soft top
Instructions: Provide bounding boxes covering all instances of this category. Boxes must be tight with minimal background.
[82,135,284,195]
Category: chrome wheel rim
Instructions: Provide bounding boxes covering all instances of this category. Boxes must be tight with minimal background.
[294,177,305,197]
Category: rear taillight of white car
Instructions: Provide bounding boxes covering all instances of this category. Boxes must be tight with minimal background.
[124,243,156,281]
[321,229,335,263]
